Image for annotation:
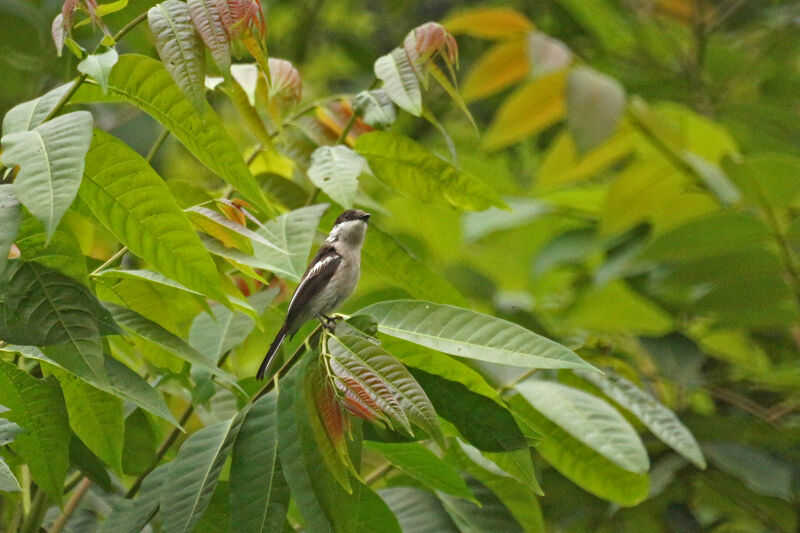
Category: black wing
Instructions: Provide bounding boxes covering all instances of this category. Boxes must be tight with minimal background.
[285,244,342,332]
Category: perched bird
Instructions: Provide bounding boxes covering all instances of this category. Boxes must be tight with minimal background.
[256,208,371,380]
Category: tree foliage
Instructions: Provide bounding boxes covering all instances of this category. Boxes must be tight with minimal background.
[0,0,799,532]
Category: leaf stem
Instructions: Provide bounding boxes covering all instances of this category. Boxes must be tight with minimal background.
[19,487,47,533]
[125,403,195,499]
[89,246,128,276]
[49,477,92,533]
[145,127,170,163]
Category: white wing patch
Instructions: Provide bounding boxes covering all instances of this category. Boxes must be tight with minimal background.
[288,254,339,310]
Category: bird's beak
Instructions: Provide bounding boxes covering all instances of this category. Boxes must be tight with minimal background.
[359,213,371,222]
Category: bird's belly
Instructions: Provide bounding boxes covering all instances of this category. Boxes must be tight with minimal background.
[316,260,360,314]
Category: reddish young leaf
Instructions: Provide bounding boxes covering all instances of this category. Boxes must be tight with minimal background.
[187,0,231,73]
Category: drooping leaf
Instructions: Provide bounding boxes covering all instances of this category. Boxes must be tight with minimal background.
[0,185,22,278]
[107,303,240,389]
[47,365,124,473]
[379,487,459,533]
[0,458,20,492]
[566,66,626,153]
[462,38,529,102]
[514,380,649,474]
[575,369,706,469]
[161,413,245,533]
[358,300,593,371]
[15,216,88,284]
[363,225,467,306]
[71,54,272,214]
[444,7,533,39]
[0,360,70,504]
[97,463,169,533]
[77,48,119,94]
[1,84,71,136]
[366,441,475,501]
[408,367,528,454]
[329,334,444,446]
[507,392,649,506]
[483,71,566,151]
[70,433,115,492]
[81,129,228,303]
[307,145,366,209]
[374,47,422,116]
[438,475,524,533]
[355,131,505,211]
[186,0,230,73]
[1,111,93,240]
[252,203,328,282]
[149,0,206,111]
[352,89,396,129]
[121,408,157,477]
[0,261,108,384]
[230,391,289,533]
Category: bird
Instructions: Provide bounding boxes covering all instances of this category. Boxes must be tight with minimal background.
[256,208,371,380]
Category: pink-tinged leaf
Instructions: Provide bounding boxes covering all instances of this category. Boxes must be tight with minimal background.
[566,66,626,153]
[404,22,458,69]
[309,360,352,473]
[527,31,573,79]
[215,0,263,40]
[329,358,408,432]
[187,0,230,74]
[51,14,66,56]
[148,0,207,112]
[268,58,302,106]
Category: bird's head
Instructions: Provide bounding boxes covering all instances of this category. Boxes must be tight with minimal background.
[329,209,370,245]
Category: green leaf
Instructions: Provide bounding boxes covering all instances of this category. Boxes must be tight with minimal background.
[307,145,366,209]
[186,206,272,254]
[452,441,544,533]
[427,62,477,130]
[148,0,206,111]
[230,391,289,533]
[97,463,169,533]
[0,262,108,384]
[374,47,422,116]
[161,413,245,533]
[77,48,119,94]
[121,409,157,477]
[186,0,230,74]
[1,111,93,240]
[727,153,800,208]
[252,204,328,282]
[461,38,529,102]
[703,443,792,501]
[189,300,259,363]
[566,66,626,153]
[15,217,88,285]
[194,480,231,533]
[438,476,524,533]
[379,487,459,533]
[277,356,335,533]
[48,365,124,473]
[462,198,552,242]
[483,71,566,151]
[507,392,649,506]
[1,84,71,136]
[95,268,203,296]
[514,380,649,473]
[71,54,271,214]
[358,300,593,371]
[70,434,114,492]
[355,131,505,211]
[575,369,706,469]
[365,441,476,502]
[352,89,396,129]
[363,225,467,306]
[80,129,228,303]
[0,360,69,504]
[328,334,444,447]
[0,457,20,492]
[408,368,528,454]
[107,303,241,389]
[0,185,21,278]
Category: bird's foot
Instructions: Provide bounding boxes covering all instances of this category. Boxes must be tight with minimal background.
[319,314,343,331]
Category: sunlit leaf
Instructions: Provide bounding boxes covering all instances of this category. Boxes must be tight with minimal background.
[359,300,593,371]
[307,145,366,209]
[374,48,422,116]
[462,38,529,102]
[77,48,119,94]
[483,71,566,151]
[72,54,272,214]
[1,111,93,240]
[81,129,228,304]
[514,380,649,473]
[149,0,206,111]
[161,413,245,533]
[352,89,396,129]
[15,217,88,285]
[576,369,705,469]
[1,84,71,136]
[444,7,533,39]
[0,360,69,504]
[356,131,505,211]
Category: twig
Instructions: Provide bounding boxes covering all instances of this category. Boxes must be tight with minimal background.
[89,246,128,276]
[364,461,394,485]
[145,128,170,163]
[19,488,47,533]
[49,477,91,533]
[125,404,195,499]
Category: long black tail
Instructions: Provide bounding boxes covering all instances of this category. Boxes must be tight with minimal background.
[257,323,288,380]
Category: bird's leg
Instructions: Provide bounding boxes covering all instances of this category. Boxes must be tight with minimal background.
[318,314,341,330]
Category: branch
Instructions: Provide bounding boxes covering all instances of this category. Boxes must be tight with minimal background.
[49,477,92,533]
